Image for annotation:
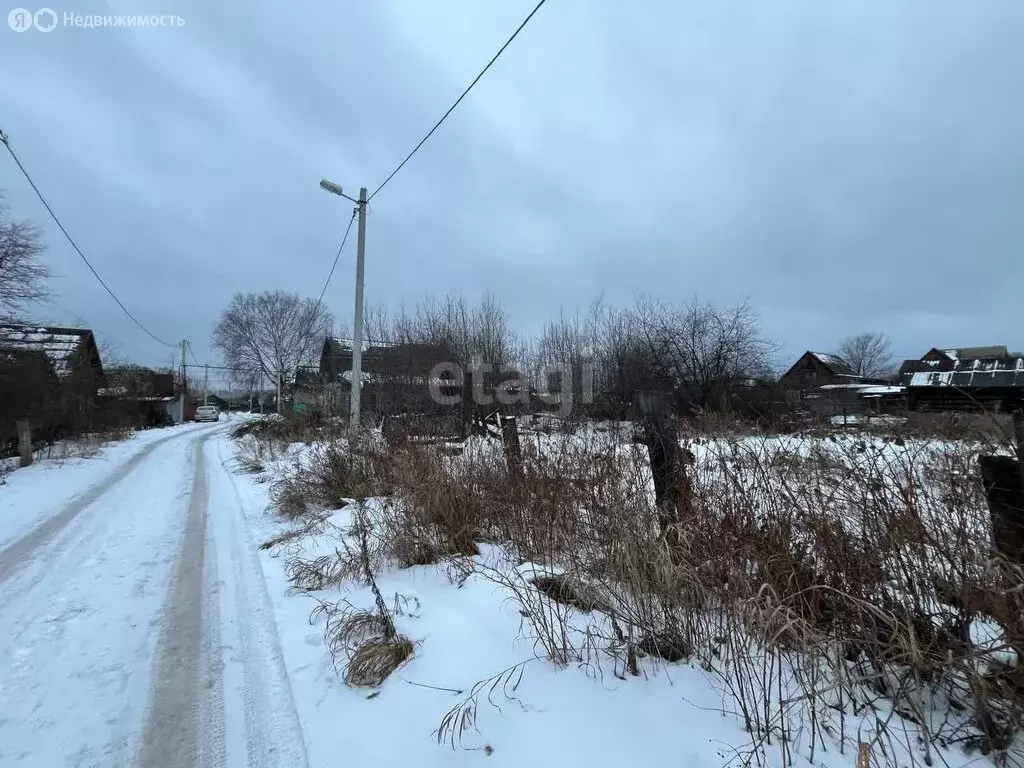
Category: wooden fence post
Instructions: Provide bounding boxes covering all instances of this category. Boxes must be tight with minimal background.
[461,369,474,440]
[500,414,523,480]
[17,418,33,468]
[978,454,1024,566]
[635,392,682,536]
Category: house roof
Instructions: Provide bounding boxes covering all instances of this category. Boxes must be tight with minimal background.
[927,345,1008,361]
[322,338,457,379]
[809,352,857,376]
[859,385,905,396]
[0,323,99,379]
[102,368,175,398]
[906,356,1024,389]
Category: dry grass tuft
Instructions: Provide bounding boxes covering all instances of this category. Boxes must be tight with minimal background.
[260,527,307,550]
[270,474,312,519]
[336,609,393,651]
[344,636,415,687]
[259,511,332,551]
[308,439,393,507]
[531,574,610,613]
[285,551,358,592]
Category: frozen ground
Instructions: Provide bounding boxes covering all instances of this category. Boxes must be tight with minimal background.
[0,417,1013,767]
[240,424,1016,768]
[245,499,800,768]
[0,420,307,767]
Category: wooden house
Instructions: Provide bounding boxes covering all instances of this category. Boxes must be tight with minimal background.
[0,323,107,448]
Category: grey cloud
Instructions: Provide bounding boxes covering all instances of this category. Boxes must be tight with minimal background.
[1,0,1021,374]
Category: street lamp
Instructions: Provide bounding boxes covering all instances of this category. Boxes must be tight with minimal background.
[320,178,368,430]
[319,179,353,200]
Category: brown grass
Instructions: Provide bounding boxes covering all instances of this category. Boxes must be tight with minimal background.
[250,411,1024,766]
[344,636,415,687]
[383,424,1024,765]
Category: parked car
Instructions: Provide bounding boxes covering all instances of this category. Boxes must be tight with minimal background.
[194,405,220,422]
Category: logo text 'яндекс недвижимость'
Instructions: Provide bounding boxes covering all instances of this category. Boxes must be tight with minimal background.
[8,7,185,31]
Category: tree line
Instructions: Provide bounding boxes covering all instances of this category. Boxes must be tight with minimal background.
[213,288,895,417]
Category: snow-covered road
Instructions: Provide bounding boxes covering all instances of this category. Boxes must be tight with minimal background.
[0,425,308,767]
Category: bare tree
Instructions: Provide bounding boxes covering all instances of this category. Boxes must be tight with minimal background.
[212,290,333,387]
[837,332,893,378]
[0,197,49,319]
[632,295,777,409]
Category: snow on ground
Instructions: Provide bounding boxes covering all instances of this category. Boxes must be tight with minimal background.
[233,452,899,768]
[0,423,211,549]
[0,426,205,766]
[241,495,785,768]
[230,421,1021,768]
[0,417,310,767]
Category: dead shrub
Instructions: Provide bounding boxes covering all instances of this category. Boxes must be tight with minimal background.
[260,527,307,551]
[259,511,332,551]
[308,439,393,507]
[234,438,267,474]
[344,636,415,687]
[269,473,313,519]
[339,609,393,648]
[388,447,491,558]
[286,551,357,591]
[442,428,1023,763]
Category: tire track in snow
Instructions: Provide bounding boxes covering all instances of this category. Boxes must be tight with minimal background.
[210,437,310,768]
[0,426,216,586]
[0,427,206,767]
[136,431,217,768]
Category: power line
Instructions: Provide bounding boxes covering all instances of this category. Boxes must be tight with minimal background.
[368,0,547,202]
[0,128,175,348]
[315,208,358,311]
[292,206,359,361]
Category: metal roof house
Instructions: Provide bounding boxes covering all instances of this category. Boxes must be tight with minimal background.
[902,356,1024,412]
[319,338,457,384]
[779,351,888,391]
[921,346,1009,363]
[895,346,1022,411]
[0,323,106,391]
[0,323,107,448]
[310,338,460,416]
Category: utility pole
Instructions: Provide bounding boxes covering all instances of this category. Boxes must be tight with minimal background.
[277,369,283,415]
[351,187,368,430]
[319,179,368,431]
[179,339,187,425]
[259,371,265,414]
[204,364,209,406]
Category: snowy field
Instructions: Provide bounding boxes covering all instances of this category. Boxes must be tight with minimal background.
[239,420,1024,768]
[1,415,1017,767]
[244,498,810,768]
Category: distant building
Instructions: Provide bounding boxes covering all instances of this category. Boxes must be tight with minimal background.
[0,323,107,448]
[98,366,176,427]
[920,346,1009,364]
[778,351,894,418]
[779,351,887,391]
[897,346,1023,411]
[311,338,460,417]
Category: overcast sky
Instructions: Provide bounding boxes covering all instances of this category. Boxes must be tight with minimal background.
[2,0,1022,379]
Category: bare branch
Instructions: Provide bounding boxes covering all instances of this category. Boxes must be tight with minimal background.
[0,196,50,319]
[837,332,893,378]
[212,290,334,383]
